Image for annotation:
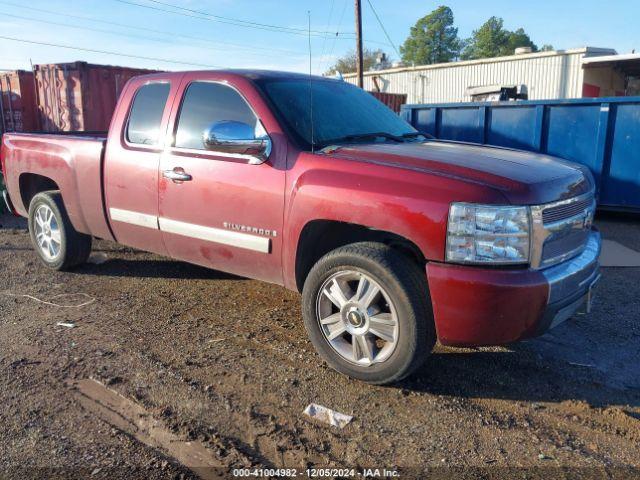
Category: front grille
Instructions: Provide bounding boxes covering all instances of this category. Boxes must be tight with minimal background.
[542,196,593,225]
[541,229,590,265]
[531,192,596,269]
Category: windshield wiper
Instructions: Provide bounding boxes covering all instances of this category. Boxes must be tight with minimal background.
[319,132,405,147]
[346,132,405,142]
[401,132,433,140]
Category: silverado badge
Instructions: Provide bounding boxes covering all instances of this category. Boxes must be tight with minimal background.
[223,222,277,237]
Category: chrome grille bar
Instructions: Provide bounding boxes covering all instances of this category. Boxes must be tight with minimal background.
[542,196,594,225]
[530,191,596,269]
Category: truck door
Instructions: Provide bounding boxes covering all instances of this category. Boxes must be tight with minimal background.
[158,75,286,284]
[104,76,181,255]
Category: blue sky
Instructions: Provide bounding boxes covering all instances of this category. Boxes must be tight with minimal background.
[0,0,636,74]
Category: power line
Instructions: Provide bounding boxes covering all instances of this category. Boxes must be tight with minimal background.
[113,0,355,38]
[0,0,303,56]
[322,0,350,74]
[365,0,401,58]
[317,0,337,73]
[0,10,302,59]
[145,0,352,36]
[0,35,225,69]
[0,0,392,73]
[113,0,393,47]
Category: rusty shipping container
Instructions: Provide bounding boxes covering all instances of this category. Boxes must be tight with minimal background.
[34,62,160,132]
[0,70,39,134]
[369,91,407,113]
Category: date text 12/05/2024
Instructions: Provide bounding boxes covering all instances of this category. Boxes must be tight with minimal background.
[232,468,400,477]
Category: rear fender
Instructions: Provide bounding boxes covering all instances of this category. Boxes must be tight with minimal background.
[2,134,110,239]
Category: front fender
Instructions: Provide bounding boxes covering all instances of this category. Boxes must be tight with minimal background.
[282,153,506,289]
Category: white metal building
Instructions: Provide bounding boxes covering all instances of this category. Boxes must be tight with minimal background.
[343,47,633,103]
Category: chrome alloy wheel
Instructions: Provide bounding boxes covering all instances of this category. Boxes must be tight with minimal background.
[34,204,61,260]
[316,270,399,366]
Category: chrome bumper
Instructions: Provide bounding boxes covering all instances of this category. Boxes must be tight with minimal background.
[538,230,601,331]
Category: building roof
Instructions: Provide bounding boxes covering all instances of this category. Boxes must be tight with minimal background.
[582,53,640,76]
[342,47,618,78]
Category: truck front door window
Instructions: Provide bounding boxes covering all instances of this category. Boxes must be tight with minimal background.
[126,82,170,145]
[175,82,258,150]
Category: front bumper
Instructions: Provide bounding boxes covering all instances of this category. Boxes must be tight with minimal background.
[426,230,601,346]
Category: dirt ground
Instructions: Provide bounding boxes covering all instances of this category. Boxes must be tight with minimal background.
[1,212,639,480]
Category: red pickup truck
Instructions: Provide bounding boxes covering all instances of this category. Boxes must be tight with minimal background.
[1,70,601,384]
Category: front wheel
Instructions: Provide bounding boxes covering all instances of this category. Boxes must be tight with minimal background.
[302,242,435,385]
[28,191,92,270]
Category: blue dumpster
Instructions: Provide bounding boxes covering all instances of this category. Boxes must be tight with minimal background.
[401,97,640,210]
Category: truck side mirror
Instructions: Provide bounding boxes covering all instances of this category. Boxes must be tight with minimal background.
[202,121,272,164]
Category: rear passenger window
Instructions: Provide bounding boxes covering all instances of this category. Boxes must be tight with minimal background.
[175,82,258,150]
[126,82,170,145]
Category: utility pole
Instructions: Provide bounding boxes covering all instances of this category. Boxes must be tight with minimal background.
[354,0,364,88]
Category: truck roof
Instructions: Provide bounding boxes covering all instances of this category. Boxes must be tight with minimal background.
[134,69,334,83]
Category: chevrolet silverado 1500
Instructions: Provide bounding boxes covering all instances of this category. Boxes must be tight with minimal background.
[1,70,601,384]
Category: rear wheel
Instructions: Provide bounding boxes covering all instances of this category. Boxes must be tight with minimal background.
[28,191,92,270]
[302,242,435,385]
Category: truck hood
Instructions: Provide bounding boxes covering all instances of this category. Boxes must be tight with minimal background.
[330,140,593,204]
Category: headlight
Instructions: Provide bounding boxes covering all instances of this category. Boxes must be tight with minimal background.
[446,203,530,264]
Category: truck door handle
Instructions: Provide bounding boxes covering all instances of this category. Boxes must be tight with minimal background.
[163,168,192,182]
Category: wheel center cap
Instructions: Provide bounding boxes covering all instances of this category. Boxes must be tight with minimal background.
[347,310,364,327]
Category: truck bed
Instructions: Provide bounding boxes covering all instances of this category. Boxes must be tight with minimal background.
[1,132,114,241]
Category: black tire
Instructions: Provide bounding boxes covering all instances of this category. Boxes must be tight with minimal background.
[302,242,435,385]
[28,191,92,270]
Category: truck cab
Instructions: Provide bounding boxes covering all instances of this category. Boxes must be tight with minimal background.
[1,70,601,384]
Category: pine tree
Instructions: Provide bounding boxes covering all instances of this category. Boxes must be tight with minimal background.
[400,6,461,65]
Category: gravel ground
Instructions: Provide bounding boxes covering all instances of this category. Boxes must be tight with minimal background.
[1,212,639,479]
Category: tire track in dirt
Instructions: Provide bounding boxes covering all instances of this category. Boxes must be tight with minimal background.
[72,378,225,479]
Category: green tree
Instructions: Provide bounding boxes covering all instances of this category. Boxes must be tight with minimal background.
[461,16,508,60]
[506,28,538,53]
[461,17,538,60]
[400,6,461,65]
[327,48,387,75]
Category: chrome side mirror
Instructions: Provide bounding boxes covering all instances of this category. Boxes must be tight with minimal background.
[202,121,271,164]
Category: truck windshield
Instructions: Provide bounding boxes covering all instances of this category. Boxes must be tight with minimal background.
[255,78,418,150]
